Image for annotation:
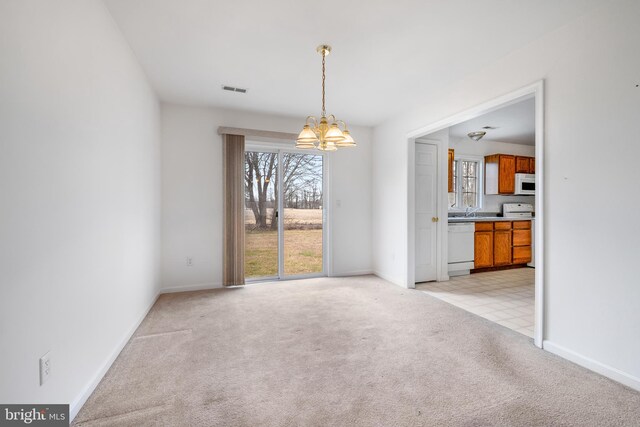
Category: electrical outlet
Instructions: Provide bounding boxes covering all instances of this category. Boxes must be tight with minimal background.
[186,257,193,267]
[39,352,50,385]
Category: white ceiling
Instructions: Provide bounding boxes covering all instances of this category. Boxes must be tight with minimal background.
[449,97,535,145]
[103,0,601,126]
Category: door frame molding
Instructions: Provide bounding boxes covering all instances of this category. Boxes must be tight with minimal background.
[406,80,545,348]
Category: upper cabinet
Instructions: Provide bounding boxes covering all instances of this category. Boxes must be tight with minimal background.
[515,156,535,174]
[485,154,515,194]
[486,154,535,194]
[448,149,454,193]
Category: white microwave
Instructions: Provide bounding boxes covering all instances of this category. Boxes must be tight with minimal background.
[515,173,535,195]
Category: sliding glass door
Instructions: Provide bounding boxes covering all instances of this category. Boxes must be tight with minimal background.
[282,153,323,276]
[244,151,279,278]
[244,148,325,280]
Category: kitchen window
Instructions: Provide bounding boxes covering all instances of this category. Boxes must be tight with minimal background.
[448,156,483,210]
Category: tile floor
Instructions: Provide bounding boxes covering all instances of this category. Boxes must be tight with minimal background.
[416,268,535,338]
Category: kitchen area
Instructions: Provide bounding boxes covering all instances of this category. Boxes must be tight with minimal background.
[448,202,534,276]
[443,199,536,338]
[418,96,538,338]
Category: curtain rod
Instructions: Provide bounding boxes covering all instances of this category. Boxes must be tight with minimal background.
[217,127,298,141]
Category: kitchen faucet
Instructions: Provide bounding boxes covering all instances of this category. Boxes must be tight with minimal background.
[464,207,481,217]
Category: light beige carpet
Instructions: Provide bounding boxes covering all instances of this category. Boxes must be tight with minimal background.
[73,276,640,426]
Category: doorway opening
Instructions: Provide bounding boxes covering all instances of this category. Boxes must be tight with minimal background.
[408,81,544,347]
[244,146,326,281]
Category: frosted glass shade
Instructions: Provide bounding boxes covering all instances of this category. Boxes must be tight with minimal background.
[335,129,356,147]
[323,123,345,142]
[296,141,316,149]
[296,125,319,143]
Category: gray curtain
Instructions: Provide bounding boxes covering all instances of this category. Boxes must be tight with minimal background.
[222,134,245,286]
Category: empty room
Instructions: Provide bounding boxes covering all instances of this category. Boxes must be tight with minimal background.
[1,0,640,426]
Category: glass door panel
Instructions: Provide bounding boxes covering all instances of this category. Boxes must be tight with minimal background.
[282,153,323,276]
[244,151,279,279]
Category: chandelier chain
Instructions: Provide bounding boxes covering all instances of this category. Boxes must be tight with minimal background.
[321,52,326,117]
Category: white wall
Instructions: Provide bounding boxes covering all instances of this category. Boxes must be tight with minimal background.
[0,0,161,412]
[448,136,535,212]
[373,0,640,385]
[161,104,372,291]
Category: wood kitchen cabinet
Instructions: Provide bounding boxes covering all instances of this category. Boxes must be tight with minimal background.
[485,154,515,194]
[515,156,529,173]
[474,229,493,269]
[494,223,513,266]
[513,246,532,264]
[473,220,532,271]
[515,156,535,174]
[512,221,532,264]
[448,149,455,193]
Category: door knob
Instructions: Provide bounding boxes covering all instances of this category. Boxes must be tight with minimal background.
[432,217,439,222]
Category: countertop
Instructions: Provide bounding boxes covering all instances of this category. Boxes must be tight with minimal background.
[448,216,534,223]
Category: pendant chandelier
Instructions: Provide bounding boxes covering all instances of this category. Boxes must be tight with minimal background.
[296,45,356,151]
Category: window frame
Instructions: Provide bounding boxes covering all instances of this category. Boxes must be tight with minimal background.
[449,154,484,211]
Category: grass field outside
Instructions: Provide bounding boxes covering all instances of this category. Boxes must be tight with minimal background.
[245,208,323,277]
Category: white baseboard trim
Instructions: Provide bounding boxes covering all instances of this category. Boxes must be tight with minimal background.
[160,282,223,294]
[69,291,160,421]
[331,269,373,277]
[372,270,407,288]
[543,340,640,392]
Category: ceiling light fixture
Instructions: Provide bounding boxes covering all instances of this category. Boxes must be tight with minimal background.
[468,131,486,141]
[296,45,356,151]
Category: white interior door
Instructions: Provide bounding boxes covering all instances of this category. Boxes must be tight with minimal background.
[415,142,438,282]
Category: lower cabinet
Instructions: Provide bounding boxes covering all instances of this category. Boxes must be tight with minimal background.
[494,230,512,266]
[474,231,493,268]
[474,220,531,270]
[512,220,532,264]
[513,245,532,264]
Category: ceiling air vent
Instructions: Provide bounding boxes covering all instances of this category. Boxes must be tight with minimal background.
[222,85,247,93]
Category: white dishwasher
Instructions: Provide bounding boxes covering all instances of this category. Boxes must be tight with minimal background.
[448,222,475,276]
